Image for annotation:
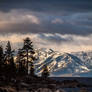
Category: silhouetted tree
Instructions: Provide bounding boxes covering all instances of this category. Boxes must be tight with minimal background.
[4,41,16,80]
[4,41,14,64]
[42,65,49,78]
[17,37,35,76]
[0,46,4,76]
[16,49,27,76]
[29,62,35,76]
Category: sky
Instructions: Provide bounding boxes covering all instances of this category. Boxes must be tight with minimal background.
[0,0,92,52]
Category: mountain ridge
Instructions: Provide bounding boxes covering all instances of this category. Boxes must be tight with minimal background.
[33,48,92,77]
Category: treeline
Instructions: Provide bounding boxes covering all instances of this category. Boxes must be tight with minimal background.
[0,37,49,81]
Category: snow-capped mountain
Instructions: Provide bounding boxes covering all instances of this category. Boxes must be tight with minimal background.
[73,51,92,69]
[34,49,92,77]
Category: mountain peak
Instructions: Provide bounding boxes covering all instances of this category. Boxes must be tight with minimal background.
[34,49,91,77]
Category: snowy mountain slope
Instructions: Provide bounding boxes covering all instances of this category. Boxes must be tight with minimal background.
[73,51,92,69]
[34,49,91,77]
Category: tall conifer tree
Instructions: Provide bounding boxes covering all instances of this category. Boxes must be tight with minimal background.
[17,37,35,76]
[0,46,4,76]
[4,41,16,79]
[42,65,49,78]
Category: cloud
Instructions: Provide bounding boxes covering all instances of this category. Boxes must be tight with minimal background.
[51,12,92,28]
[0,9,42,34]
[52,18,64,24]
[0,9,92,35]
[0,0,92,13]
[0,1,92,53]
[67,12,92,27]
[38,33,72,43]
[0,9,40,28]
[0,33,92,52]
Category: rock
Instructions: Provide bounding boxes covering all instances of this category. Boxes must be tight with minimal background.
[36,88,52,92]
[55,89,65,92]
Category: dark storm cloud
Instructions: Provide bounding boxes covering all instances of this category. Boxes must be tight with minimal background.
[0,0,92,35]
[0,0,92,13]
[1,22,91,35]
[0,9,92,35]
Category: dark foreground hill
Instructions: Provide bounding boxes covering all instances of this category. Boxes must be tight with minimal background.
[0,76,92,92]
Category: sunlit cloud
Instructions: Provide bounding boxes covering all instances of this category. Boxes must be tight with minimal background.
[0,9,40,29]
[0,33,92,52]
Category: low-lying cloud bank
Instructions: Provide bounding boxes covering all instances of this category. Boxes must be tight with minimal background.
[0,33,92,52]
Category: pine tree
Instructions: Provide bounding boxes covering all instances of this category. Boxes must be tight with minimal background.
[4,41,16,79]
[17,37,35,76]
[42,65,49,78]
[5,41,14,64]
[29,62,35,76]
[16,49,27,76]
[0,46,4,76]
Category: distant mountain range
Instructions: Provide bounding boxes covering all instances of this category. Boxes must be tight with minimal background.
[34,48,92,77]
